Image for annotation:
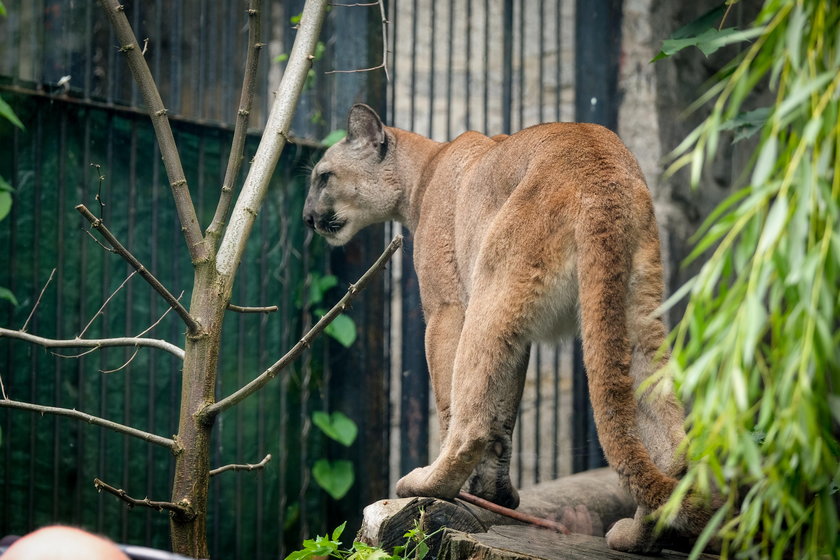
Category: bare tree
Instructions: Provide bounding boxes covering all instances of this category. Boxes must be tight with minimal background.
[0,1,400,557]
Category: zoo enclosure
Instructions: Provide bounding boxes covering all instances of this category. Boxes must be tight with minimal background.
[0,1,620,559]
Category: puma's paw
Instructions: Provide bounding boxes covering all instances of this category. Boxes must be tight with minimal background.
[395,466,459,500]
[605,518,663,555]
[463,471,520,509]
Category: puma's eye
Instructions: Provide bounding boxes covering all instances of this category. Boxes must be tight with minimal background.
[318,171,332,188]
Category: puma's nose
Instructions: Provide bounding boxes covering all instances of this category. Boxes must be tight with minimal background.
[303,211,316,230]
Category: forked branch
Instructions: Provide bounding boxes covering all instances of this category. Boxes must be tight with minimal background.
[207,0,264,247]
[77,204,201,335]
[204,234,402,419]
[94,478,195,520]
[97,0,207,264]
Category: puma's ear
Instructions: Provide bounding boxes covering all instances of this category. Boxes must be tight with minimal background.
[347,103,385,149]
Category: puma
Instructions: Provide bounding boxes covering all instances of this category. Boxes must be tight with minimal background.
[303,104,711,553]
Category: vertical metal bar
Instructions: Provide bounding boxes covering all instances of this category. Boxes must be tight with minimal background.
[538,0,545,123]
[52,104,67,523]
[534,346,541,484]
[388,0,398,126]
[171,1,183,115]
[483,0,489,133]
[410,0,418,130]
[236,267,246,559]
[27,108,44,531]
[556,0,562,121]
[146,127,161,547]
[84,0,93,98]
[518,0,525,130]
[446,0,454,138]
[552,345,560,479]
[465,0,472,131]
[399,236,429,476]
[501,0,513,134]
[131,2,141,106]
[428,1,436,138]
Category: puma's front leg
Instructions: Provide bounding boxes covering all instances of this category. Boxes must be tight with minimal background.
[396,295,528,508]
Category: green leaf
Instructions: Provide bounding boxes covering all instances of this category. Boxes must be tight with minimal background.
[0,175,14,192]
[290,13,302,24]
[0,1,6,17]
[325,313,357,348]
[0,95,24,130]
[0,190,11,222]
[0,287,17,306]
[719,107,771,142]
[274,53,289,63]
[313,459,354,500]
[322,129,347,147]
[309,273,338,306]
[757,196,788,254]
[313,410,358,446]
[332,521,347,541]
[651,5,762,62]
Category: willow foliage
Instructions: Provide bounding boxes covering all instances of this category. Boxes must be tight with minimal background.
[659,1,840,558]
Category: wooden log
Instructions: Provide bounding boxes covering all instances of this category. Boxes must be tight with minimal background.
[439,525,719,560]
[357,468,636,558]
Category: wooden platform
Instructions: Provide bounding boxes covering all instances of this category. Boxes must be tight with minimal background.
[439,525,719,560]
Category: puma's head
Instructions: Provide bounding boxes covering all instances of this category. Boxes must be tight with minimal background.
[303,104,400,246]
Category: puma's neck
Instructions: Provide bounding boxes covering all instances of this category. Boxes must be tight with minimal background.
[390,127,444,230]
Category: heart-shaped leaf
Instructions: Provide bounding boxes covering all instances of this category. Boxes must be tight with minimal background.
[324,313,357,348]
[313,411,358,447]
[312,459,354,500]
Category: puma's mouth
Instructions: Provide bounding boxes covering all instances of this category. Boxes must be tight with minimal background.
[318,212,346,236]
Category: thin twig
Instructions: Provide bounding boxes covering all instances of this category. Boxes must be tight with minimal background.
[204,234,402,419]
[76,204,202,335]
[20,268,57,333]
[94,478,195,519]
[206,0,263,248]
[325,0,389,81]
[78,270,138,338]
[97,0,208,264]
[91,163,106,220]
[226,303,279,314]
[100,346,140,374]
[0,328,185,360]
[135,291,182,338]
[51,346,101,360]
[457,492,571,534]
[209,453,272,477]
[0,398,177,450]
[0,373,7,400]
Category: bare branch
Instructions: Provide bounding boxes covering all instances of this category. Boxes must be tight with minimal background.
[78,270,138,338]
[100,346,140,374]
[94,478,195,519]
[76,204,202,335]
[209,453,272,477]
[51,346,101,360]
[215,0,329,278]
[20,268,56,333]
[325,0,389,81]
[226,303,279,314]
[0,373,7,400]
[457,492,571,534]
[0,328,185,360]
[0,398,178,451]
[97,0,208,264]
[90,162,106,220]
[135,291,182,338]
[206,0,263,248]
[204,234,402,419]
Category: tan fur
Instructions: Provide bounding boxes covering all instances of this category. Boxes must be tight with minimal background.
[304,104,710,553]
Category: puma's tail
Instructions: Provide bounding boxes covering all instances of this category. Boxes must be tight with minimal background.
[574,179,679,513]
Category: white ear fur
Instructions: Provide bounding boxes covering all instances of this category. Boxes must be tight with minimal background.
[346,103,384,148]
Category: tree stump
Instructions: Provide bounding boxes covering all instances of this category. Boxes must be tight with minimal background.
[357,468,636,559]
